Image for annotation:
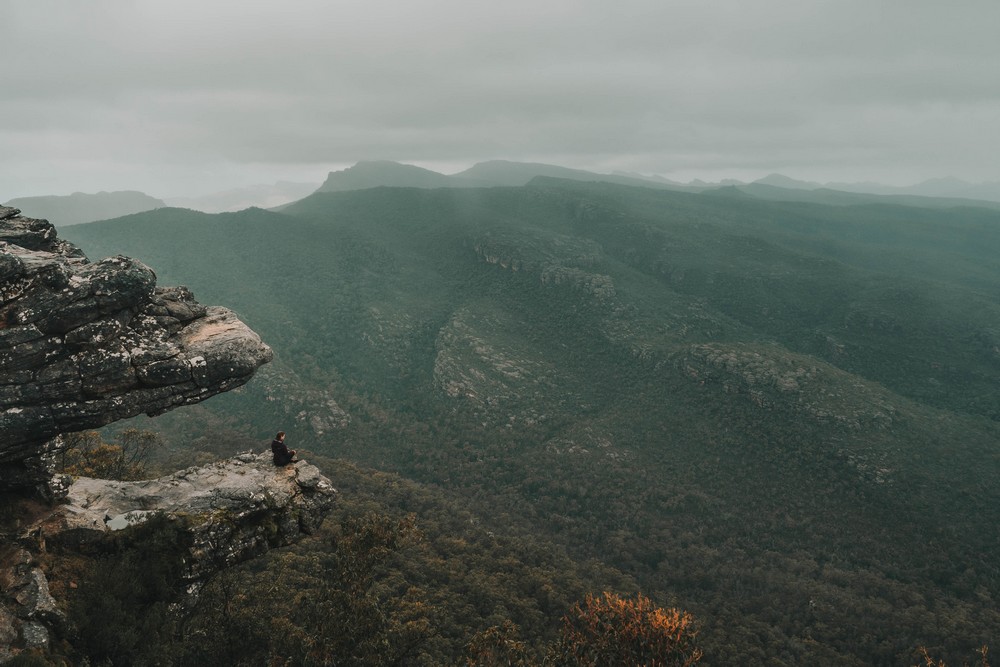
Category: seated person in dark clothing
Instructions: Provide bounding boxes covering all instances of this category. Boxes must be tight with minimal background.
[271,431,297,466]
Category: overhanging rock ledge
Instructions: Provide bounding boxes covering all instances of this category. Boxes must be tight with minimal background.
[0,206,273,495]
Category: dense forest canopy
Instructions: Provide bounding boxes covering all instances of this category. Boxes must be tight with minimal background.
[62,179,1000,665]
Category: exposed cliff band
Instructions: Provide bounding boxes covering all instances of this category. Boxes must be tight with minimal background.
[2,453,337,661]
[39,452,337,581]
[0,206,273,494]
[0,206,328,662]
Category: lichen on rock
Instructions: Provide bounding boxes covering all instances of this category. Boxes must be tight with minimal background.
[0,207,332,662]
[36,452,337,580]
[0,207,273,495]
[1,454,336,660]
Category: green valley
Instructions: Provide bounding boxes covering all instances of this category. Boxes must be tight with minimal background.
[63,179,1000,665]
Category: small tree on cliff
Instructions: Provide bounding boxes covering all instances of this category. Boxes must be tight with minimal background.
[58,428,161,481]
[547,592,702,667]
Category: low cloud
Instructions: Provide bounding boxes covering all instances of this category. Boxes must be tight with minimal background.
[3,0,1000,198]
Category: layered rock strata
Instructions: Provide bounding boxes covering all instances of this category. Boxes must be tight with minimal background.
[0,206,331,662]
[0,207,273,494]
[2,454,337,661]
[41,452,337,579]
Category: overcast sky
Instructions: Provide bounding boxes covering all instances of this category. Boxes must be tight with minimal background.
[3,0,1000,199]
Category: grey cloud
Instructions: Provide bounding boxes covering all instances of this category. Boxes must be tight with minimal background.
[3,0,1000,198]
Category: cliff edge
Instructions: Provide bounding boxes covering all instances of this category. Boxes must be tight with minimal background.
[0,207,337,662]
[2,454,336,659]
[0,206,273,496]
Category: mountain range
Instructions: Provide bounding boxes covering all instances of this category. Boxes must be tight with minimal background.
[9,161,1000,226]
[316,161,1000,208]
[2,190,166,226]
[313,159,696,193]
[754,172,1000,201]
[62,176,1000,664]
[163,180,319,213]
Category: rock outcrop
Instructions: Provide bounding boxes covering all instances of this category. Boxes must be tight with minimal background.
[0,207,273,495]
[0,545,64,659]
[0,207,336,663]
[40,452,337,579]
[1,454,337,661]
[677,341,898,431]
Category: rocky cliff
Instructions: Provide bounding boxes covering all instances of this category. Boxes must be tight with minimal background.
[2,454,337,660]
[0,207,336,662]
[43,453,336,577]
[0,206,273,496]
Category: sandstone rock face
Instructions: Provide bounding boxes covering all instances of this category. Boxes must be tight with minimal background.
[0,453,336,660]
[0,207,273,493]
[40,452,337,579]
[0,208,326,662]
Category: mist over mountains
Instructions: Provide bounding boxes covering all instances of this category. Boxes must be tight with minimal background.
[3,190,166,226]
[755,172,1000,201]
[60,174,1000,664]
[163,181,319,213]
[8,0,1000,659]
[314,159,698,193]
[8,159,1000,228]
[317,160,1000,206]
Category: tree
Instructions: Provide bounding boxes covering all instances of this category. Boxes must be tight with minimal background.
[179,511,430,666]
[914,645,990,667]
[58,428,161,481]
[548,592,702,667]
[465,620,534,666]
[67,514,188,666]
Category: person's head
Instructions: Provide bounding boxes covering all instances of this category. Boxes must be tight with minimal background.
[276,431,285,441]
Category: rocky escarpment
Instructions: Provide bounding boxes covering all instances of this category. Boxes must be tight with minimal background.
[0,207,337,662]
[677,341,898,431]
[0,207,273,495]
[2,454,337,661]
[40,453,336,579]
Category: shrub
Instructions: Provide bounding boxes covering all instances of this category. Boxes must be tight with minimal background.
[548,592,702,667]
[58,428,161,481]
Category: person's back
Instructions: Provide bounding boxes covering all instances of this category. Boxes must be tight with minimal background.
[271,431,296,466]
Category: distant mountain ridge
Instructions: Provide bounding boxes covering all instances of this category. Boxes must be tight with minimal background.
[753,172,1000,203]
[4,190,165,226]
[316,161,458,192]
[14,163,999,222]
[451,160,696,189]
[63,180,1000,664]
[164,181,319,213]
[317,161,1000,209]
[733,182,1000,211]
[316,159,702,194]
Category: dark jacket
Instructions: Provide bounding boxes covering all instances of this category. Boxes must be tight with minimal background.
[271,438,292,465]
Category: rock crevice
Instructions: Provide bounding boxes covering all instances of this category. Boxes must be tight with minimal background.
[0,208,273,493]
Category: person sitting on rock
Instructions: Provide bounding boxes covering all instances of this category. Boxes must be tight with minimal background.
[271,431,297,466]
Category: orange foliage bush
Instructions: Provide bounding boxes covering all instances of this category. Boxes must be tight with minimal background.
[915,645,990,667]
[549,592,702,666]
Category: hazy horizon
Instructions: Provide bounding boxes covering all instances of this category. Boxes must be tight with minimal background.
[4,1,1000,200]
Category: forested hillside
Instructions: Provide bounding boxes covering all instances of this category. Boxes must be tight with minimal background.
[64,180,1000,664]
